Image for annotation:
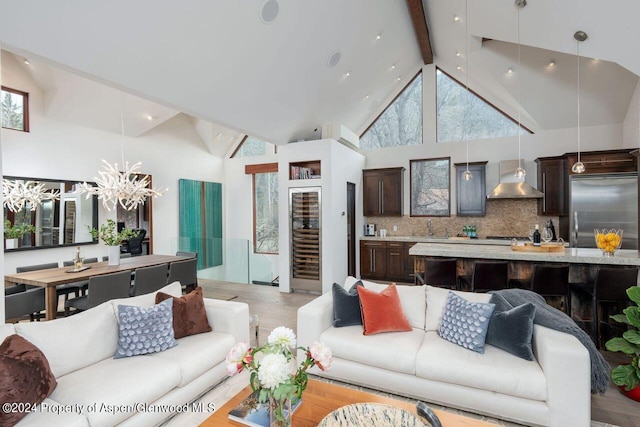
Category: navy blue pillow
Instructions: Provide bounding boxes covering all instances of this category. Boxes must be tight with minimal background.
[486,293,536,361]
[332,282,363,327]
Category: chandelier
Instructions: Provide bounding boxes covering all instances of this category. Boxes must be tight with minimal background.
[2,179,60,212]
[74,101,166,211]
[75,160,165,211]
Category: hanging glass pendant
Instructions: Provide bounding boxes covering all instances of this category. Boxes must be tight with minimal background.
[514,167,526,179]
[571,161,586,174]
[462,169,473,181]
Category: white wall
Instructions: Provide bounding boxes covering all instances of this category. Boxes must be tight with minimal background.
[0,43,4,322]
[1,52,223,276]
[623,80,640,150]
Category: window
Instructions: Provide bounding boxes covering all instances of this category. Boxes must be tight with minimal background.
[232,136,275,158]
[246,164,279,254]
[1,86,29,132]
[360,72,422,150]
[436,68,530,143]
[410,158,450,217]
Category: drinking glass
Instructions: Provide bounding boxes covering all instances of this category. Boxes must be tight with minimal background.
[541,227,553,244]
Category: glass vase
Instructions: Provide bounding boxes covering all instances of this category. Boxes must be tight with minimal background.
[269,396,292,427]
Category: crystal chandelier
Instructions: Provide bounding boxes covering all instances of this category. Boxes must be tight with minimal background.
[2,179,60,212]
[75,102,166,211]
[75,160,165,211]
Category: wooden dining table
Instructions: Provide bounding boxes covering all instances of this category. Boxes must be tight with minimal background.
[4,254,188,320]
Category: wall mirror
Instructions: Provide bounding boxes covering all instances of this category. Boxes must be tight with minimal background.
[3,176,98,252]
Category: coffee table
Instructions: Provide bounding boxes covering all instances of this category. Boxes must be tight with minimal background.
[200,379,495,426]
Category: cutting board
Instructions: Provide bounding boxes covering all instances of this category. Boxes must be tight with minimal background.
[510,243,565,253]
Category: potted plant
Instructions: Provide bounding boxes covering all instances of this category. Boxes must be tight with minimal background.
[88,219,139,265]
[605,286,640,402]
[4,219,37,249]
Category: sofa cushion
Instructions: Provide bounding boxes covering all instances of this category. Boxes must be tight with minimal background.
[0,334,57,426]
[486,293,536,361]
[332,282,363,327]
[425,285,491,331]
[438,292,495,353]
[155,286,212,338]
[114,299,177,359]
[15,398,89,427]
[321,325,425,375]
[358,284,412,335]
[416,331,547,401]
[51,355,181,427]
[15,302,118,378]
[345,277,426,330]
[150,331,235,386]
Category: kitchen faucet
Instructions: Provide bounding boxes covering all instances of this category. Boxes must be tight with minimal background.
[427,219,433,236]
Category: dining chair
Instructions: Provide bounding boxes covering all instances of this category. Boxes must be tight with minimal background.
[16,262,60,316]
[62,257,99,298]
[130,264,169,297]
[121,229,147,256]
[5,287,45,323]
[168,258,198,294]
[64,270,132,315]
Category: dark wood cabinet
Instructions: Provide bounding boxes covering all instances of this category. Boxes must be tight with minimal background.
[565,149,637,175]
[403,242,417,283]
[363,168,404,217]
[386,242,404,280]
[360,241,387,280]
[536,156,566,216]
[454,162,487,216]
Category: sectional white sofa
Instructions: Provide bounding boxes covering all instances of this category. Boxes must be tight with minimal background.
[1,282,250,427]
[297,277,591,427]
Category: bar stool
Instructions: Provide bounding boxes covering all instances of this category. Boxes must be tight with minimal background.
[529,264,571,314]
[591,267,638,348]
[470,260,508,293]
[422,258,458,290]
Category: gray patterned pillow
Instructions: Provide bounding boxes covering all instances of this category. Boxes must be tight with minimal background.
[114,299,177,359]
[438,291,495,353]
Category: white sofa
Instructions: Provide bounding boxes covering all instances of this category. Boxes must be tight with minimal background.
[297,277,591,427]
[1,282,250,427]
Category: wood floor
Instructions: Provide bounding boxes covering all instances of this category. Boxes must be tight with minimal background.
[199,279,640,427]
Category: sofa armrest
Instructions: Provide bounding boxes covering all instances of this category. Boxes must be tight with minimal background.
[297,292,333,349]
[204,298,250,343]
[532,325,591,427]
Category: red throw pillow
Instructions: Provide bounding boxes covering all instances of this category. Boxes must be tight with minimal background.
[155,287,212,339]
[0,334,57,426]
[357,284,412,335]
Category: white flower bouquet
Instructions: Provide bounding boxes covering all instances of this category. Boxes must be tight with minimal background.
[226,326,332,426]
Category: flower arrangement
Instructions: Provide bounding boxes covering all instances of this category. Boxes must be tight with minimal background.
[226,326,332,426]
[87,218,139,246]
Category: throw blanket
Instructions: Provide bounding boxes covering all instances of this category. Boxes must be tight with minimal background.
[492,289,610,395]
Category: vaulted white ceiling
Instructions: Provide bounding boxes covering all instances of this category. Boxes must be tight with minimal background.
[0,0,638,150]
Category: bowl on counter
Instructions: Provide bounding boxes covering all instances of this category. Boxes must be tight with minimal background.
[594,229,623,256]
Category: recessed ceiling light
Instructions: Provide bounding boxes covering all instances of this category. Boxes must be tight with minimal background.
[507,68,514,75]
[343,71,351,78]
[145,115,154,121]
[364,95,370,100]
[456,51,462,57]
[260,0,279,24]
[375,34,382,40]
[396,76,402,81]
[453,15,460,22]
[327,51,342,68]
[548,60,556,67]
[456,66,462,71]
[216,132,223,138]
[23,59,31,66]
[391,64,396,69]
[593,58,600,62]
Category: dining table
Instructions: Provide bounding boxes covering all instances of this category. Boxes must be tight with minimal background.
[4,254,188,320]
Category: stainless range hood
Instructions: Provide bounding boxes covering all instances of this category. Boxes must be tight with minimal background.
[486,160,544,199]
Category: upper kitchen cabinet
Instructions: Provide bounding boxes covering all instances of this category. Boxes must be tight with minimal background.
[565,149,637,175]
[363,168,404,217]
[454,162,487,216]
[535,156,566,216]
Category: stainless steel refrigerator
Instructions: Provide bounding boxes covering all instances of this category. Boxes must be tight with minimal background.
[569,172,638,249]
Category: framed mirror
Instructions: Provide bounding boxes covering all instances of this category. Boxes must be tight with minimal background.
[3,176,98,252]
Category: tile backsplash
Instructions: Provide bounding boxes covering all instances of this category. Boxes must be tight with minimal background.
[367,199,559,239]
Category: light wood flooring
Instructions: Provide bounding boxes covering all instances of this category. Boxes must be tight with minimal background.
[199,279,640,427]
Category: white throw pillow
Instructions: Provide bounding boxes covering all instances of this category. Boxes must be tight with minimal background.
[425,285,492,331]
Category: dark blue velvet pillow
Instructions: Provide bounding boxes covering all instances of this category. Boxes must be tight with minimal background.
[486,293,536,361]
[332,282,363,327]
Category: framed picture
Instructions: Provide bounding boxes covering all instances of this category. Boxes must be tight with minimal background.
[410,157,451,216]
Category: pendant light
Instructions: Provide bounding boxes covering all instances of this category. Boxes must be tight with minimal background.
[75,101,166,210]
[2,179,59,212]
[461,0,473,181]
[571,31,588,174]
[514,0,526,179]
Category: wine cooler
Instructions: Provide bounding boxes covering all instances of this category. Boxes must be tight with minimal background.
[289,187,321,293]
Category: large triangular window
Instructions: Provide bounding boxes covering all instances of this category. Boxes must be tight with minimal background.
[436,68,531,143]
[360,72,423,150]
[231,136,276,158]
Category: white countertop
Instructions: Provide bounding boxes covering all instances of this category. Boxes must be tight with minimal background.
[408,242,640,266]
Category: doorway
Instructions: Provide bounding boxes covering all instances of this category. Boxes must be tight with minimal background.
[347,182,356,277]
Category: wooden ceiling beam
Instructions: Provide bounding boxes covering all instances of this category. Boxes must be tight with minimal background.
[406,0,433,65]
